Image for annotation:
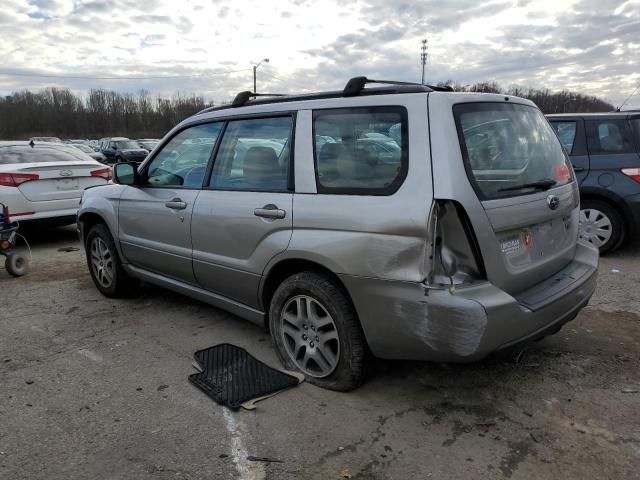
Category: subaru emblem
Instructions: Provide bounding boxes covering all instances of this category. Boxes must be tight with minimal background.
[547,195,560,210]
[59,169,73,177]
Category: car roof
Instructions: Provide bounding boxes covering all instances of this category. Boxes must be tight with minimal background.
[547,112,640,120]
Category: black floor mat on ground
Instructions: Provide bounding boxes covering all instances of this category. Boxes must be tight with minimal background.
[189,343,300,409]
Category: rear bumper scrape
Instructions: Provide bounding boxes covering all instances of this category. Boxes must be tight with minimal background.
[340,241,598,363]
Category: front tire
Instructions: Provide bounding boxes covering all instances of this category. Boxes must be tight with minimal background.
[579,199,625,254]
[85,223,138,297]
[269,271,369,391]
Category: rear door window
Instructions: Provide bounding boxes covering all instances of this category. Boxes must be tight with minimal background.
[586,119,635,154]
[454,103,572,200]
[550,121,577,154]
[312,107,408,195]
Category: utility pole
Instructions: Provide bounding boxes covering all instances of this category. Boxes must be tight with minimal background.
[420,39,428,85]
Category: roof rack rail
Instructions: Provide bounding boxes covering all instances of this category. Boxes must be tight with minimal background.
[231,91,285,108]
[342,76,453,96]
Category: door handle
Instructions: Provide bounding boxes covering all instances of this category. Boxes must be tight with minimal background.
[165,198,187,210]
[572,166,585,172]
[254,204,286,219]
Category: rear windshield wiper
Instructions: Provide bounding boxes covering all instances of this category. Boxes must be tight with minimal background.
[498,179,557,193]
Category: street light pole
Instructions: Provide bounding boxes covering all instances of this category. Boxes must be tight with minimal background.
[252,58,269,93]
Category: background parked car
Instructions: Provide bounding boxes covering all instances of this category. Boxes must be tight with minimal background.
[547,112,640,253]
[99,137,148,165]
[69,143,108,163]
[136,139,160,152]
[29,136,62,143]
[0,142,111,226]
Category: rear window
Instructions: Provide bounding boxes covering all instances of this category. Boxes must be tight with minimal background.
[0,145,93,165]
[313,107,408,195]
[454,103,572,200]
[585,119,635,154]
[549,121,577,154]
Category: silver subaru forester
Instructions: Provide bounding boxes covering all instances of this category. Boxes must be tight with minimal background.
[78,77,599,391]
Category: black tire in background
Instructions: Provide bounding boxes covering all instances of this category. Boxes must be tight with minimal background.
[5,253,29,277]
[85,223,139,297]
[269,271,369,391]
[579,199,625,254]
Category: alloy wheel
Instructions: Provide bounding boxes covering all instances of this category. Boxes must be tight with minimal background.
[280,295,340,378]
[90,237,114,288]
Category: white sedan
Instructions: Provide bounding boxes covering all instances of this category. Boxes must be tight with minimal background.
[0,142,111,225]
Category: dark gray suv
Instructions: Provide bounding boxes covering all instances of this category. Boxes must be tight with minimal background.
[547,112,640,253]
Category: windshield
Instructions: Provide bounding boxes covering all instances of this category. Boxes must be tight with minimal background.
[116,140,140,150]
[454,103,572,200]
[0,145,94,164]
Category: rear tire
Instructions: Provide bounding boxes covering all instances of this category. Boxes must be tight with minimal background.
[85,223,138,297]
[269,271,369,391]
[5,253,29,277]
[579,199,624,254]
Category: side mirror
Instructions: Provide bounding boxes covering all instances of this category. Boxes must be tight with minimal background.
[111,145,117,150]
[113,162,138,185]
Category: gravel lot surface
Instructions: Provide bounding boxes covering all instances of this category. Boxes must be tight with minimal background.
[1,226,639,479]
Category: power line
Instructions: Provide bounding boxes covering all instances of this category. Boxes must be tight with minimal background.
[0,68,251,80]
[618,83,640,110]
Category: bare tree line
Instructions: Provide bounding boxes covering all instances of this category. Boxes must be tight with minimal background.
[441,81,614,113]
[0,82,615,140]
[0,88,214,140]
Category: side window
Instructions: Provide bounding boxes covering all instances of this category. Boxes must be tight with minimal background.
[550,121,577,154]
[586,120,634,154]
[145,122,222,188]
[313,107,407,194]
[210,116,292,191]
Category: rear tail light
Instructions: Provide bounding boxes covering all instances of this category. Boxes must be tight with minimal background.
[90,167,112,181]
[621,168,640,183]
[0,173,39,187]
[426,200,486,289]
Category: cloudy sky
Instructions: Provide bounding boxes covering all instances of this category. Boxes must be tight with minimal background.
[1,0,639,108]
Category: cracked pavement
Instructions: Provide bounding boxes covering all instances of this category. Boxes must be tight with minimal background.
[1,226,639,479]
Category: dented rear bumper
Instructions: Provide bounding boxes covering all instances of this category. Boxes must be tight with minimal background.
[340,241,599,362]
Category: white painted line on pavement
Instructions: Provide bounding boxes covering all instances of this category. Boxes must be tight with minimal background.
[222,407,265,480]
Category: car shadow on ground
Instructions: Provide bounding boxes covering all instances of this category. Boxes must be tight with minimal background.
[17,223,79,248]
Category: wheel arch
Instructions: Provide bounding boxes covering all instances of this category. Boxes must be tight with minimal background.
[259,257,357,330]
[77,209,125,259]
[579,189,631,237]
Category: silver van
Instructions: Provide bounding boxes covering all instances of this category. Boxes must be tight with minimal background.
[78,77,599,391]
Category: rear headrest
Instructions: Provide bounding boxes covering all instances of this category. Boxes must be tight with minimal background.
[319,142,346,160]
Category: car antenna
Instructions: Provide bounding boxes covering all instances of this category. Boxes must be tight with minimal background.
[232,91,285,108]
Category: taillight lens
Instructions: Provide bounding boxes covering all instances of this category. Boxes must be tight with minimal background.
[621,168,640,183]
[0,173,40,187]
[91,167,112,181]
